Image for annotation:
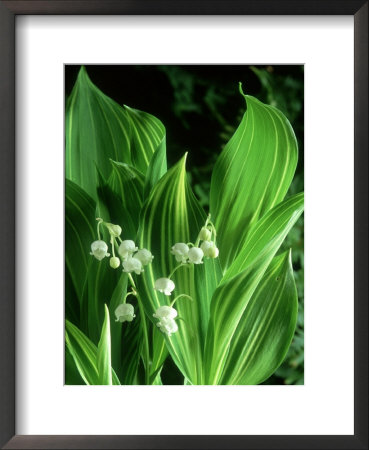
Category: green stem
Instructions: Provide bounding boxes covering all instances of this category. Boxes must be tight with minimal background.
[195,214,211,247]
[128,273,150,385]
[168,263,189,280]
[96,218,104,240]
[170,294,193,307]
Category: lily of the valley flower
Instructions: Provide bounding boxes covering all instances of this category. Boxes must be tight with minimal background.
[114,303,135,322]
[199,226,211,241]
[122,257,144,275]
[156,317,178,337]
[171,243,190,263]
[135,248,154,266]
[109,256,121,269]
[153,305,178,320]
[90,240,110,261]
[188,246,204,264]
[154,278,175,295]
[118,240,138,259]
[106,223,122,237]
[200,240,219,258]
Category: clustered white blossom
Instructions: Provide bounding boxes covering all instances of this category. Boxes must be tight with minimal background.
[153,305,178,336]
[90,215,219,336]
[152,215,219,337]
[89,219,153,277]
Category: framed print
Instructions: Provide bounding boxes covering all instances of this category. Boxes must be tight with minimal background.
[0,1,367,449]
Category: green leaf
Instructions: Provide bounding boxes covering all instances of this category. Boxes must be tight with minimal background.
[97,304,113,385]
[220,250,298,385]
[204,193,304,384]
[65,179,96,304]
[223,192,304,281]
[65,320,99,385]
[66,66,165,200]
[66,319,120,385]
[210,89,298,270]
[144,139,167,197]
[136,154,222,384]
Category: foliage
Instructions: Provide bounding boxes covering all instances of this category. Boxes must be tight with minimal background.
[65,66,304,385]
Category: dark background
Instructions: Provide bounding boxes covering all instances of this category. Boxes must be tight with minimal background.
[65,65,304,385]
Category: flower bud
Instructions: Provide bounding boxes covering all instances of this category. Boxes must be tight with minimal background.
[135,248,154,266]
[118,240,138,259]
[122,257,143,275]
[90,240,110,261]
[188,247,204,264]
[154,278,175,296]
[153,305,178,320]
[109,256,121,269]
[207,245,219,258]
[199,226,211,241]
[171,243,190,263]
[115,303,135,322]
[106,223,122,237]
[156,317,178,336]
[200,240,219,258]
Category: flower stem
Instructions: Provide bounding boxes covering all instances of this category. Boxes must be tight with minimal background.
[127,273,150,385]
[168,263,189,279]
[170,294,193,307]
[96,218,104,240]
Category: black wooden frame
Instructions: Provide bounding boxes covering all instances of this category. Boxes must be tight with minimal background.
[0,1,367,449]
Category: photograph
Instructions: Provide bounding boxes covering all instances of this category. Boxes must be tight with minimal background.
[65,64,304,386]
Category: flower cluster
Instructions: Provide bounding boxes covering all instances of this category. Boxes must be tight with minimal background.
[89,218,153,276]
[153,305,178,337]
[152,216,218,337]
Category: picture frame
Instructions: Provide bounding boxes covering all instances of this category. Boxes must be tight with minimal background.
[0,1,367,449]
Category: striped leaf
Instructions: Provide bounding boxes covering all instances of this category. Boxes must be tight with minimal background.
[220,250,298,385]
[66,66,165,200]
[66,319,120,385]
[210,88,298,271]
[136,154,222,384]
[65,180,96,305]
[204,193,304,384]
[97,304,113,385]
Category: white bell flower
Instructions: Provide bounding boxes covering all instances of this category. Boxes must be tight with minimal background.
[118,240,138,259]
[122,257,143,275]
[188,247,204,264]
[171,242,190,263]
[199,226,212,241]
[90,240,110,261]
[153,305,178,320]
[156,317,178,337]
[109,256,121,269]
[154,278,175,295]
[114,303,135,322]
[135,248,154,266]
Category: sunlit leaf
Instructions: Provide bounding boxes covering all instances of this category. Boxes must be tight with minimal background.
[210,88,298,270]
[136,154,222,383]
[220,250,298,385]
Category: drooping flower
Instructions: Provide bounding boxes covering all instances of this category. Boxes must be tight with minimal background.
[154,278,175,295]
[106,223,122,237]
[156,317,178,337]
[188,247,204,264]
[171,243,190,263]
[135,248,154,266]
[109,256,121,269]
[118,240,138,259]
[90,240,110,261]
[200,240,219,258]
[199,226,211,241]
[114,303,135,322]
[122,257,143,275]
[153,305,178,320]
